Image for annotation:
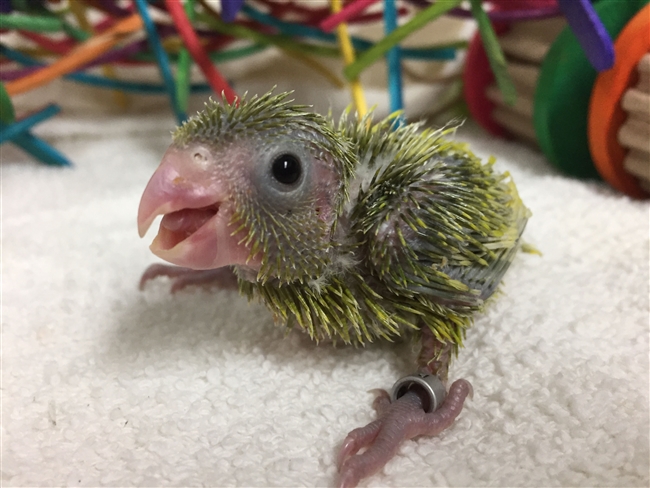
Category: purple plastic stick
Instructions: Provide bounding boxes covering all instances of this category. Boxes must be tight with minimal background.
[221,0,245,23]
[557,0,614,72]
[0,67,38,81]
[80,40,148,68]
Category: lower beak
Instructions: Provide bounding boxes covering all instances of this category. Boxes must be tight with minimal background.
[137,145,255,270]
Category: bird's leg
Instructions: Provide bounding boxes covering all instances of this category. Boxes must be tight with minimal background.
[417,325,453,380]
[337,328,472,488]
[139,264,238,294]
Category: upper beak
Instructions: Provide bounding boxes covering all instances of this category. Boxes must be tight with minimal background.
[137,145,224,238]
[137,144,233,270]
[138,144,262,270]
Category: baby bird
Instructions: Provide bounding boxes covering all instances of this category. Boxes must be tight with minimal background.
[138,91,529,487]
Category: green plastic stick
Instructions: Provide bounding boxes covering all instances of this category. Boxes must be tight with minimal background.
[197,13,341,58]
[469,0,516,106]
[0,82,15,124]
[343,0,462,81]
[60,19,91,42]
[0,13,64,32]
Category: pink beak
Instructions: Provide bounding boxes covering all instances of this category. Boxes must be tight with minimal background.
[137,144,256,270]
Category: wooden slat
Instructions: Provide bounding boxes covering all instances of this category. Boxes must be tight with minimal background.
[623,149,650,184]
[635,53,650,94]
[499,35,550,64]
[510,18,566,40]
[638,72,650,94]
[622,88,650,120]
[486,84,534,118]
[507,61,540,94]
[492,107,538,144]
[637,53,650,73]
[619,117,650,153]
[499,18,566,63]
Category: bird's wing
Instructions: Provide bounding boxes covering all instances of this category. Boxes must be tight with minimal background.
[351,125,529,316]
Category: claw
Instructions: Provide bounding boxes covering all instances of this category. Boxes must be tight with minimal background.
[369,389,391,416]
[337,419,382,470]
[336,379,472,488]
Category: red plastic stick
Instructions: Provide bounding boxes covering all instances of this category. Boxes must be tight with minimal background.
[320,0,379,32]
[165,0,238,104]
[19,31,77,55]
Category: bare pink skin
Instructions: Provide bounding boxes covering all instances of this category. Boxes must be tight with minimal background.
[139,264,238,294]
[338,380,472,488]
[137,144,261,271]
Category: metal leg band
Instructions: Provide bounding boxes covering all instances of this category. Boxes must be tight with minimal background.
[390,373,447,413]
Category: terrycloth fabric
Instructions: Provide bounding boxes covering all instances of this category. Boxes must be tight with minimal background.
[3,86,649,487]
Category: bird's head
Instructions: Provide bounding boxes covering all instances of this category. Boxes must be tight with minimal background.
[137,91,356,283]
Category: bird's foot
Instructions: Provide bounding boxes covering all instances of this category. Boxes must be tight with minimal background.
[337,379,472,488]
[138,264,238,293]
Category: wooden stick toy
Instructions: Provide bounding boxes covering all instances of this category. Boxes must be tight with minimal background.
[0,0,635,197]
[463,0,648,196]
[589,4,650,198]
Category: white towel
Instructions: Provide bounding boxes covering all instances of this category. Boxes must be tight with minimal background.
[3,76,648,487]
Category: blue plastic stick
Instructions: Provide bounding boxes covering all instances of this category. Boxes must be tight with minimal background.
[0,121,71,166]
[384,0,404,120]
[221,0,245,22]
[133,0,186,122]
[557,0,615,72]
[241,4,456,61]
[0,103,60,144]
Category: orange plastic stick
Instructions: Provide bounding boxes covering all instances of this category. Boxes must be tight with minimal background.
[5,14,143,96]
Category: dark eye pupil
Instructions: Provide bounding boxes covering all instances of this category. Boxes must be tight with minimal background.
[271,154,301,185]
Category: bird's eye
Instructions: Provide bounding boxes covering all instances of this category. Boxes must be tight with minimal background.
[271,154,302,185]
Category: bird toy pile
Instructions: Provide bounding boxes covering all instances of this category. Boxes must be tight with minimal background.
[0,0,630,186]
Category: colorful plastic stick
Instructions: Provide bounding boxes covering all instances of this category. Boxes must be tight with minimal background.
[332,0,367,118]
[4,13,143,96]
[468,0,516,106]
[0,103,60,144]
[197,7,340,58]
[15,31,79,55]
[68,0,129,109]
[0,45,213,95]
[383,0,404,118]
[0,81,14,123]
[133,0,185,122]
[406,0,561,21]
[221,0,246,23]
[242,3,456,61]
[0,78,67,166]
[557,0,614,72]
[199,4,343,88]
[165,0,238,104]
[1,122,71,166]
[175,0,196,115]
[0,92,69,167]
[0,13,64,32]
[320,0,379,32]
[344,0,461,81]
